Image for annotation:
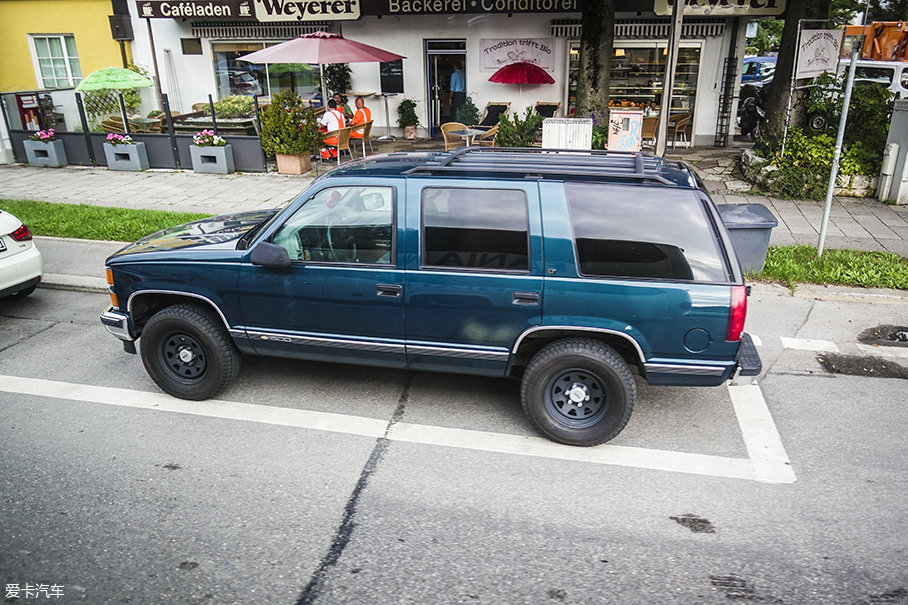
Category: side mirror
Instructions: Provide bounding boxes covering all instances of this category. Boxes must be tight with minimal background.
[250,242,291,269]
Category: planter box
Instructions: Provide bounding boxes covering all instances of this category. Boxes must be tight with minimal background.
[104,142,149,171]
[24,139,67,167]
[191,144,235,174]
[275,153,311,175]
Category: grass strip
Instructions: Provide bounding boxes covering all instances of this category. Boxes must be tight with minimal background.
[0,199,211,242]
[750,245,908,290]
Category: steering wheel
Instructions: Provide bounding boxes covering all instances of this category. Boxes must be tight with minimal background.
[326,208,358,262]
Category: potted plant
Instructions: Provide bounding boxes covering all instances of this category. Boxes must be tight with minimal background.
[497,107,544,148]
[190,129,234,174]
[396,98,419,140]
[24,129,67,167]
[103,133,149,171]
[260,89,323,174]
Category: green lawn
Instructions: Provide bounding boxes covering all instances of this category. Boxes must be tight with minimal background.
[0,199,211,242]
[749,245,908,291]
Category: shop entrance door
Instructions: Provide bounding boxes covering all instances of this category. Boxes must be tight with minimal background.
[425,40,465,138]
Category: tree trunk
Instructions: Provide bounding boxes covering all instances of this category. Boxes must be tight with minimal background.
[765,0,831,136]
[576,0,615,118]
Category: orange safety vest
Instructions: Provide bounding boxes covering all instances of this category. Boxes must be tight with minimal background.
[350,106,372,139]
[323,108,345,146]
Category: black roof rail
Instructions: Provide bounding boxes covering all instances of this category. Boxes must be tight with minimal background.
[403,147,684,186]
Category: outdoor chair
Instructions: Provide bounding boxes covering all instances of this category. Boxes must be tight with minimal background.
[352,120,374,157]
[441,122,468,150]
[642,116,658,148]
[533,102,560,118]
[322,126,354,165]
[472,102,510,132]
[476,124,499,147]
[669,113,691,148]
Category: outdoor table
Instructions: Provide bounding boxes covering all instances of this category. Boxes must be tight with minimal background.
[449,127,485,146]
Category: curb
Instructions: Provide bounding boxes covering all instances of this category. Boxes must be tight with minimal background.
[40,274,107,294]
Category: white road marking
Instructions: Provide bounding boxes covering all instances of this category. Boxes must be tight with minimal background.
[749,334,763,347]
[856,343,908,359]
[0,374,796,484]
[780,336,839,352]
[727,383,796,484]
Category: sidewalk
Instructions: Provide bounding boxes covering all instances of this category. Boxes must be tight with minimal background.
[2,141,907,295]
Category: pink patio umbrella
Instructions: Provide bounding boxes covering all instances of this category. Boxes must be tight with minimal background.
[238,31,406,106]
[488,61,555,85]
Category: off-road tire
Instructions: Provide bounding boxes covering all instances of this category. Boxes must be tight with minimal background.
[140,303,240,400]
[521,338,636,447]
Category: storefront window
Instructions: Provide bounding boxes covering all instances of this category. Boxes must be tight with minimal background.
[211,43,318,103]
[566,42,701,119]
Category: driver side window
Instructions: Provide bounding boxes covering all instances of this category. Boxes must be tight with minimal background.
[272,186,395,264]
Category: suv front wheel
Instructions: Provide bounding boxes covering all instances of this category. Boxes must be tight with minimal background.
[140,303,241,400]
[521,339,636,446]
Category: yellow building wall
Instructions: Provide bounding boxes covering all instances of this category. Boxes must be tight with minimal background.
[0,0,132,92]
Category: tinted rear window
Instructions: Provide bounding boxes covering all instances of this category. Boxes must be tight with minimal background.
[565,183,727,282]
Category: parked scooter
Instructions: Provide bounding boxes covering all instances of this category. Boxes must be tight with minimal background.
[738,80,769,140]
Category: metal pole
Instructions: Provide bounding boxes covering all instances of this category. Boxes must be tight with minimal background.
[145,18,165,111]
[817,37,863,257]
[118,92,130,134]
[253,93,267,172]
[161,93,180,169]
[655,0,683,157]
[75,92,95,165]
[208,94,218,136]
[780,19,803,157]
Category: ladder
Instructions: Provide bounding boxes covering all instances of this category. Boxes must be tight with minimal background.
[714,57,737,147]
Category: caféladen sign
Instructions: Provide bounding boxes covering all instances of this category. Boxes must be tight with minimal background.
[136,0,360,20]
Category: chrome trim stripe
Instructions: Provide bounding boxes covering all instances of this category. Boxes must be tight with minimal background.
[644,363,727,376]
[407,345,509,362]
[127,289,233,333]
[512,325,646,365]
[245,330,406,354]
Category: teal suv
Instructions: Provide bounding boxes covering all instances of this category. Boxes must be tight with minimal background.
[101,148,761,446]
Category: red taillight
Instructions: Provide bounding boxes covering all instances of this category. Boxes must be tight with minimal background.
[11,224,32,241]
[726,285,747,342]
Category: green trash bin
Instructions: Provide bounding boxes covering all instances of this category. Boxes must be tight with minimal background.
[717,204,778,273]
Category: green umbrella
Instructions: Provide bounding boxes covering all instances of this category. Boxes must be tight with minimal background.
[75,67,153,91]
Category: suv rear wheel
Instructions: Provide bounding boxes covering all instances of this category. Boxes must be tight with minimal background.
[521,338,635,446]
[140,304,241,400]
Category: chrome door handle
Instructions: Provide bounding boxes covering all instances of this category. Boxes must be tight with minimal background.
[377,284,402,297]
[512,291,539,305]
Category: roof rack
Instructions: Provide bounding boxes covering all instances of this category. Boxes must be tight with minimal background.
[403,147,686,186]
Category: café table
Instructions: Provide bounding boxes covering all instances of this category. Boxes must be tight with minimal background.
[449,127,485,147]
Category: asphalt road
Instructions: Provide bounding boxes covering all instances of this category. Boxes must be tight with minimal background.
[1,288,906,604]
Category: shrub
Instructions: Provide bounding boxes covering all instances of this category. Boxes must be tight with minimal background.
[260,89,322,156]
[204,95,254,119]
[497,107,543,147]
[324,63,351,95]
[396,98,419,128]
[454,95,480,126]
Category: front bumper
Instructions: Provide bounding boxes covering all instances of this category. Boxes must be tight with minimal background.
[100,307,136,342]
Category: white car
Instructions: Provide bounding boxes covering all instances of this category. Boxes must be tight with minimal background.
[0,210,42,299]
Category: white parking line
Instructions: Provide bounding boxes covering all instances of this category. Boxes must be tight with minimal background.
[780,336,839,352]
[856,343,908,359]
[0,374,796,484]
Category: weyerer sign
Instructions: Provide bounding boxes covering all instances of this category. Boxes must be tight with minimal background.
[136,0,360,20]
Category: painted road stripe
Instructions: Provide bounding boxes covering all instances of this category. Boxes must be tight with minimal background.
[0,374,796,484]
[728,383,796,484]
[856,343,908,359]
[750,334,763,347]
[780,336,839,352]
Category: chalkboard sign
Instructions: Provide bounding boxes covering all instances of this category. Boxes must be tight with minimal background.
[380,60,404,94]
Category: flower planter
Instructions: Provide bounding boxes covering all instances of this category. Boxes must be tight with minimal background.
[24,139,67,167]
[404,125,417,140]
[190,144,235,174]
[275,153,311,175]
[103,142,149,171]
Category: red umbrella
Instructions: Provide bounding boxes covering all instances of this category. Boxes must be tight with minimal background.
[238,31,406,105]
[489,61,555,85]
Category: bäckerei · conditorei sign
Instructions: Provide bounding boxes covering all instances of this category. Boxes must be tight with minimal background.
[136,0,359,20]
[358,0,577,16]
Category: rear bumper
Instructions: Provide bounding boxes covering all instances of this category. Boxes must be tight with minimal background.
[0,241,42,296]
[100,307,136,342]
